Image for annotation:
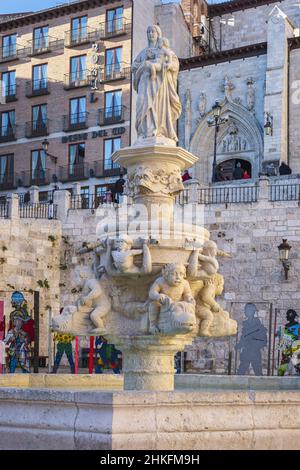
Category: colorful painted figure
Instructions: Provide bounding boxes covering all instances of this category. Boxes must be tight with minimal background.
[277,309,300,376]
[95,336,121,374]
[4,313,31,373]
[52,333,75,374]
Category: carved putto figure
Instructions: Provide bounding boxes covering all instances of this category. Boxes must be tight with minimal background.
[196,273,237,337]
[188,240,231,280]
[132,25,182,145]
[52,266,111,335]
[105,235,152,276]
[148,264,196,335]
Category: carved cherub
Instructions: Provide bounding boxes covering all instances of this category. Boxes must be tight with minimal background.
[149,263,195,334]
[188,240,231,279]
[105,234,152,275]
[196,273,233,336]
[52,266,111,335]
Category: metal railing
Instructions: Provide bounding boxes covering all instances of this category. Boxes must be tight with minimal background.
[26,79,49,97]
[0,45,26,63]
[70,193,116,210]
[270,184,300,202]
[198,185,259,204]
[62,112,88,132]
[98,105,126,126]
[27,36,63,56]
[19,202,57,219]
[65,27,100,47]
[176,190,190,205]
[99,18,131,39]
[2,84,17,102]
[0,125,16,143]
[25,119,49,138]
[0,174,16,191]
[64,70,91,89]
[17,169,52,187]
[59,163,92,182]
[0,201,8,218]
[99,63,131,83]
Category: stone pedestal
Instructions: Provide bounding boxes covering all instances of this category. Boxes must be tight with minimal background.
[109,335,194,391]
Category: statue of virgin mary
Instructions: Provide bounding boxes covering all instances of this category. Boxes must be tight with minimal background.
[132,25,182,146]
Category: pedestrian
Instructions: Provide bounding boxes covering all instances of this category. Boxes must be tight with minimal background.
[114,173,126,203]
[23,191,30,204]
[233,162,243,180]
[182,170,192,182]
[243,170,251,179]
[279,162,292,176]
[48,199,54,219]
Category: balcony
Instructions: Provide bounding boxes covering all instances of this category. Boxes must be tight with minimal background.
[98,105,126,126]
[0,125,16,143]
[99,63,131,83]
[63,112,89,132]
[27,36,64,56]
[25,119,49,138]
[64,70,91,90]
[26,79,49,98]
[93,160,120,178]
[2,84,17,103]
[59,162,92,182]
[100,17,131,39]
[0,173,16,191]
[17,169,52,187]
[64,27,100,48]
[0,45,26,63]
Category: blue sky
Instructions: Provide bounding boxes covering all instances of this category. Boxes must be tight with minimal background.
[0,0,62,14]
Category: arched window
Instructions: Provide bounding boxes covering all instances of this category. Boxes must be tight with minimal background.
[216,159,252,182]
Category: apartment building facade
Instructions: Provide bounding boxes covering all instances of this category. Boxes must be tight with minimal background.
[0,0,137,203]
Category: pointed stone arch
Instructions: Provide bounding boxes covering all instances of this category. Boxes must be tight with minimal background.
[190,99,264,183]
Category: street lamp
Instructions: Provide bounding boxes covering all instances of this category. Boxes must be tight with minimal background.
[278,239,291,280]
[264,113,273,136]
[42,139,59,188]
[207,100,228,183]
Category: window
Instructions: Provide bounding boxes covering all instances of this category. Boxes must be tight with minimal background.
[104,138,121,171]
[71,16,88,44]
[2,71,16,97]
[70,55,86,83]
[33,64,47,90]
[105,47,122,77]
[33,26,49,52]
[31,150,47,181]
[106,7,124,34]
[69,143,85,176]
[32,104,47,132]
[0,154,13,183]
[80,186,90,208]
[70,97,86,125]
[2,34,17,58]
[104,90,122,119]
[1,110,15,137]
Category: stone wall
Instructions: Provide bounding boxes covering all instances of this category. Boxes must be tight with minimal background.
[0,198,61,355]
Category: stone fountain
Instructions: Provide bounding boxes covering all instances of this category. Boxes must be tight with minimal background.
[52,25,237,392]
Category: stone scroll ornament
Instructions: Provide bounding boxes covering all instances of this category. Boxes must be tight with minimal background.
[125,166,184,197]
[132,25,182,146]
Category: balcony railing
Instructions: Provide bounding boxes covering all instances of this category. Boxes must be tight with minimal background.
[19,202,57,220]
[198,185,259,205]
[70,193,116,209]
[2,84,17,102]
[0,45,26,63]
[64,70,91,89]
[99,63,131,83]
[0,125,16,143]
[63,112,89,132]
[26,79,49,97]
[25,119,49,138]
[17,169,52,187]
[98,105,126,126]
[0,201,9,218]
[270,183,300,202]
[0,174,16,191]
[27,36,63,56]
[59,162,93,182]
[100,17,131,39]
[64,27,100,47]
